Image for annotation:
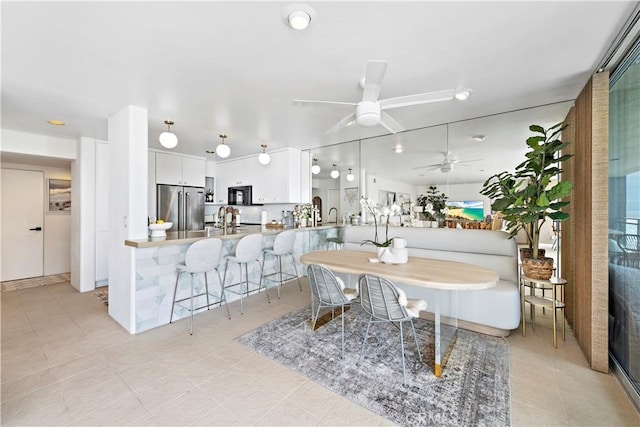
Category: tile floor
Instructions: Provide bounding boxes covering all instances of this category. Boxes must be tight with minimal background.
[1,278,639,426]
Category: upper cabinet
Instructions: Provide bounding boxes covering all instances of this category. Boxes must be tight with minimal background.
[154,152,206,187]
[213,148,304,204]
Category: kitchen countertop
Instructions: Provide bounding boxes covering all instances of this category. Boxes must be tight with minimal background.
[125,224,340,248]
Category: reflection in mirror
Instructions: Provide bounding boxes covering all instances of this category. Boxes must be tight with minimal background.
[306,102,573,229]
[308,140,360,224]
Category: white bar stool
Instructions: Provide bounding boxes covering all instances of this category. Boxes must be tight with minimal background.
[170,238,230,335]
[326,227,344,250]
[262,229,303,299]
[222,233,268,314]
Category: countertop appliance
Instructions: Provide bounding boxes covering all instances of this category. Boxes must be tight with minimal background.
[228,185,253,205]
[157,184,205,231]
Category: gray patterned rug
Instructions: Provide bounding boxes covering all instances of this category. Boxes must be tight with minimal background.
[237,304,510,426]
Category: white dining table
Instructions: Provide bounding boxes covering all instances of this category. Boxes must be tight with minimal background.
[300,249,499,377]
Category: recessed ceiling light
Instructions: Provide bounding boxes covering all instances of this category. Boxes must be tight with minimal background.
[282,4,316,30]
[394,146,403,153]
[455,89,472,101]
[472,135,486,141]
[47,119,65,126]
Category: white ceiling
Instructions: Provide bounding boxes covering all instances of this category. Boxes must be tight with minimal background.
[1,1,637,184]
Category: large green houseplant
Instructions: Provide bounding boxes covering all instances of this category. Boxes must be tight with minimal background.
[480,122,573,279]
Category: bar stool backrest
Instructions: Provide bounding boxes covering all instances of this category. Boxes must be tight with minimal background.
[358,274,409,321]
[232,234,263,263]
[272,229,296,255]
[184,238,222,273]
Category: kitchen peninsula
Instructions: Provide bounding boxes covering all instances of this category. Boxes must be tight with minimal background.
[124,224,339,333]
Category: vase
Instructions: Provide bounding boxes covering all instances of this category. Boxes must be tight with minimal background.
[299,218,307,227]
[377,244,408,264]
[430,220,438,228]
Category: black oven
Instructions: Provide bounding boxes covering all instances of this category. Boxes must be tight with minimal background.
[228,185,252,205]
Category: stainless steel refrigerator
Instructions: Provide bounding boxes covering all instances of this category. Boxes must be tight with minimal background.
[157,185,205,231]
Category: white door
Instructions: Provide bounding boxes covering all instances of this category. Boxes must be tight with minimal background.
[1,169,44,281]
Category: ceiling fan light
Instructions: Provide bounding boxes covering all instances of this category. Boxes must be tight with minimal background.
[356,102,381,127]
[455,89,472,101]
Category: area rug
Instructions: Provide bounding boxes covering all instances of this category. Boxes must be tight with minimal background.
[237,304,510,426]
[1,273,70,292]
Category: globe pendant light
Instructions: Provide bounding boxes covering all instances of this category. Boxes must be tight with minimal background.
[330,164,340,179]
[258,144,270,165]
[311,158,321,175]
[216,134,230,158]
[159,120,178,149]
[346,168,355,182]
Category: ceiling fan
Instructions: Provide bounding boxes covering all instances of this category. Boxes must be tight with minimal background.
[413,151,484,173]
[412,124,484,173]
[293,60,455,134]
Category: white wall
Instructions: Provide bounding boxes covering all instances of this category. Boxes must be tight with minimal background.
[1,161,72,275]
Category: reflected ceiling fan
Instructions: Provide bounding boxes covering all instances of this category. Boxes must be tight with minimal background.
[412,124,484,173]
[293,60,455,134]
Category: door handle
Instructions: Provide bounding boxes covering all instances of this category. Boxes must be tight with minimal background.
[29,226,42,231]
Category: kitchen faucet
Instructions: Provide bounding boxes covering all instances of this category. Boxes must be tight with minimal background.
[217,206,236,230]
[328,207,338,223]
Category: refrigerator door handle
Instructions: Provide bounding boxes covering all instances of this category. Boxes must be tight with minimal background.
[185,191,190,231]
[178,191,183,230]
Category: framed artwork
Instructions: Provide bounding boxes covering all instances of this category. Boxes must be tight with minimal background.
[343,187,359,213]
[48,179,71,212]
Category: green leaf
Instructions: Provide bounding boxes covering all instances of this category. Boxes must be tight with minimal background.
[530,124,545,134]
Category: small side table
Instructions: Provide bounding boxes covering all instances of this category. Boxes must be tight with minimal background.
[520,275,567,348]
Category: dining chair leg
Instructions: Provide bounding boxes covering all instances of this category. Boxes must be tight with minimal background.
[409,319,422,362]
[399,321,407,387]
[341,305,345,359]
[357,316,373,366]
[312,302,322,329]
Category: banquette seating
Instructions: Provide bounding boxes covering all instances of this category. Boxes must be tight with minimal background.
[340,225,521,336]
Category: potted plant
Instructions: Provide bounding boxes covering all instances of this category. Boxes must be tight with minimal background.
[480,122,573,279]
[416,186,448,227]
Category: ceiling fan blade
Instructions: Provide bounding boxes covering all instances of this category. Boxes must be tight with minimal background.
[292,100,356,108]
[362,60,388,102]
[379,111,404,134]
[324,112,356,135]
[412,163,444,170]
[451,158,484,164]
[379,89,455,110]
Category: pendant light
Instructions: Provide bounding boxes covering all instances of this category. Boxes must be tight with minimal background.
[258,144,270,165]
[311,158,321,175]
[346,168,355,182]
[159,120,178,149]
[330,164,340,179]
[216,134,230,158]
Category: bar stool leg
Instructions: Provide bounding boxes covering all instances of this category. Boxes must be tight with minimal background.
[190,273,194,336]
[239,263,244,315]
[216,270,231,320]
[277,255,283,299]
[259,259,270,303]
[521,280,526,337]
[204,271,210,310]
[290,253,302,292]
[170,271,180,324]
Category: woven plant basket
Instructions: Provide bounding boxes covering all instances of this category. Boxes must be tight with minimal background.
[521,256,554,280]
[519,248,546,259]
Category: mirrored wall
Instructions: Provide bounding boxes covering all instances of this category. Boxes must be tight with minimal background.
[307,102,573,234]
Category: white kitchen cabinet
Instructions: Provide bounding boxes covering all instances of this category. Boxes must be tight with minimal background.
[253,149,302,203]
[214,161,230,204]
[155,152,205,187]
